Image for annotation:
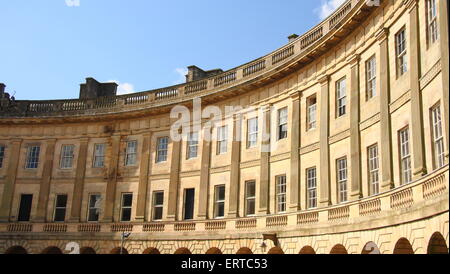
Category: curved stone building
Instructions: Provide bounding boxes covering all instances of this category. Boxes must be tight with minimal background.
[0,0,448,254]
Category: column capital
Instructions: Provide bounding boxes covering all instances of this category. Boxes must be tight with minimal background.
[289,90,302,101]
[403,0,418,12]
[346,54,360,67]
[376,27,389,43]
[317,74,330,85]
[9,138,22,144]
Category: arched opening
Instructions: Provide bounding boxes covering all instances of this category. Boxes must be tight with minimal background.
[143,247,161,254]
[236,247,253,254]
[299,246,316,254]
[5,246,28,254]
[427,232,448,254]
[267,247,284,254]
[330,244,348,254]
[80,247,96,254]
[174,247,191,254]
[110,247,128,254]
[393,238,414,254]
[41,246,63,254]
[361,242,381,254]
[206,247,222,254]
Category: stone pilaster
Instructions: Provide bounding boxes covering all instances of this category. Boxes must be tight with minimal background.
[69,138,89,222]
[348,54,362,200]
[198,123,212,220]
[408,0,427,179]
[166,133,182,221]
[0,139,22,222]
[33,139,56,222]
[289,91,301,211]
[318,75,331,207]
[259,105,271,215]
[228,114,242,218]
[377,28,394,191]
[102,135,121,223]
[439,0,450,163]
[135,133,151,222]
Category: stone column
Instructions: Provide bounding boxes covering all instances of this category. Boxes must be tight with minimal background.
[439,0,449,163]
[228,114,242,218]
[259,105,271,215]
[318,75,331,207]
[408,0,427,179]
[0,139,22,222]
[349,55,362,200]
[102,135,121,222]
[166,133,182,221]
[198,124,212,220]
[33,139,56,222]
[377,28,394,191]
[135,133,151,222]
[69,138,89,222]
[289,91,301,211]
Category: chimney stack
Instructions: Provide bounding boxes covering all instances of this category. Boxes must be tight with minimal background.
[79,78,118,99]
[0,83,5,95]
[288,34,299,43]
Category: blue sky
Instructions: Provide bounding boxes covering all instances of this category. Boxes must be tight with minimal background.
[0,0,345,100]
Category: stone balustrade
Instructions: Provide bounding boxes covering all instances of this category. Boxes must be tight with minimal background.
[0,0,364,118]
[1,165,446,237]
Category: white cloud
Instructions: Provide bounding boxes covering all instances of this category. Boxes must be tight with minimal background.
[316,0,346,20]
[65,0,80,7]
[107,80,136,95]
[173,68,188,85]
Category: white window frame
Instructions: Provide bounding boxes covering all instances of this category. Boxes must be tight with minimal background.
[431,104,445,169]
[306,167,317,209]
[25,145,40,169]
[336,78,347,117]
[247,118,258,148]
[93,143,106,168]
[278,107,288,140]
[60,144,75,169]
[396,28,408,76]
[276,175,287,213]
[337,157,348,203]
[427,0,439,45]
[366,56,377,100]
[307,95,317,131]
[368,144,380,196]
[120,193,133,222]
[152,191,164,221]
[217,126,228,155]
[245,181,256,216]
[156,137,169,163]
[124,140,137,166]
[53,194,68,222]
[214,185,226,219]
[87,194,101,222]
[399,127,412,185]
[187,132,199,159]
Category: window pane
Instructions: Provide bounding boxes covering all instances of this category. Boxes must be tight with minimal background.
[26,146,40,169]
[0,146,5,169]
[93,144,106,168]
[157,137,169,162]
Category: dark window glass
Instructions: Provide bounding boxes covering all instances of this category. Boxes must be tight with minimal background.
[153,192,164,221]
[18,194,33,222]
[121,193,133,222]
[88,194,101,222]
[54,195,67,222]
[184,189,195,220]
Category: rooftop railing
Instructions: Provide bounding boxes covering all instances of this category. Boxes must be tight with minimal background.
[0,0,365,118]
